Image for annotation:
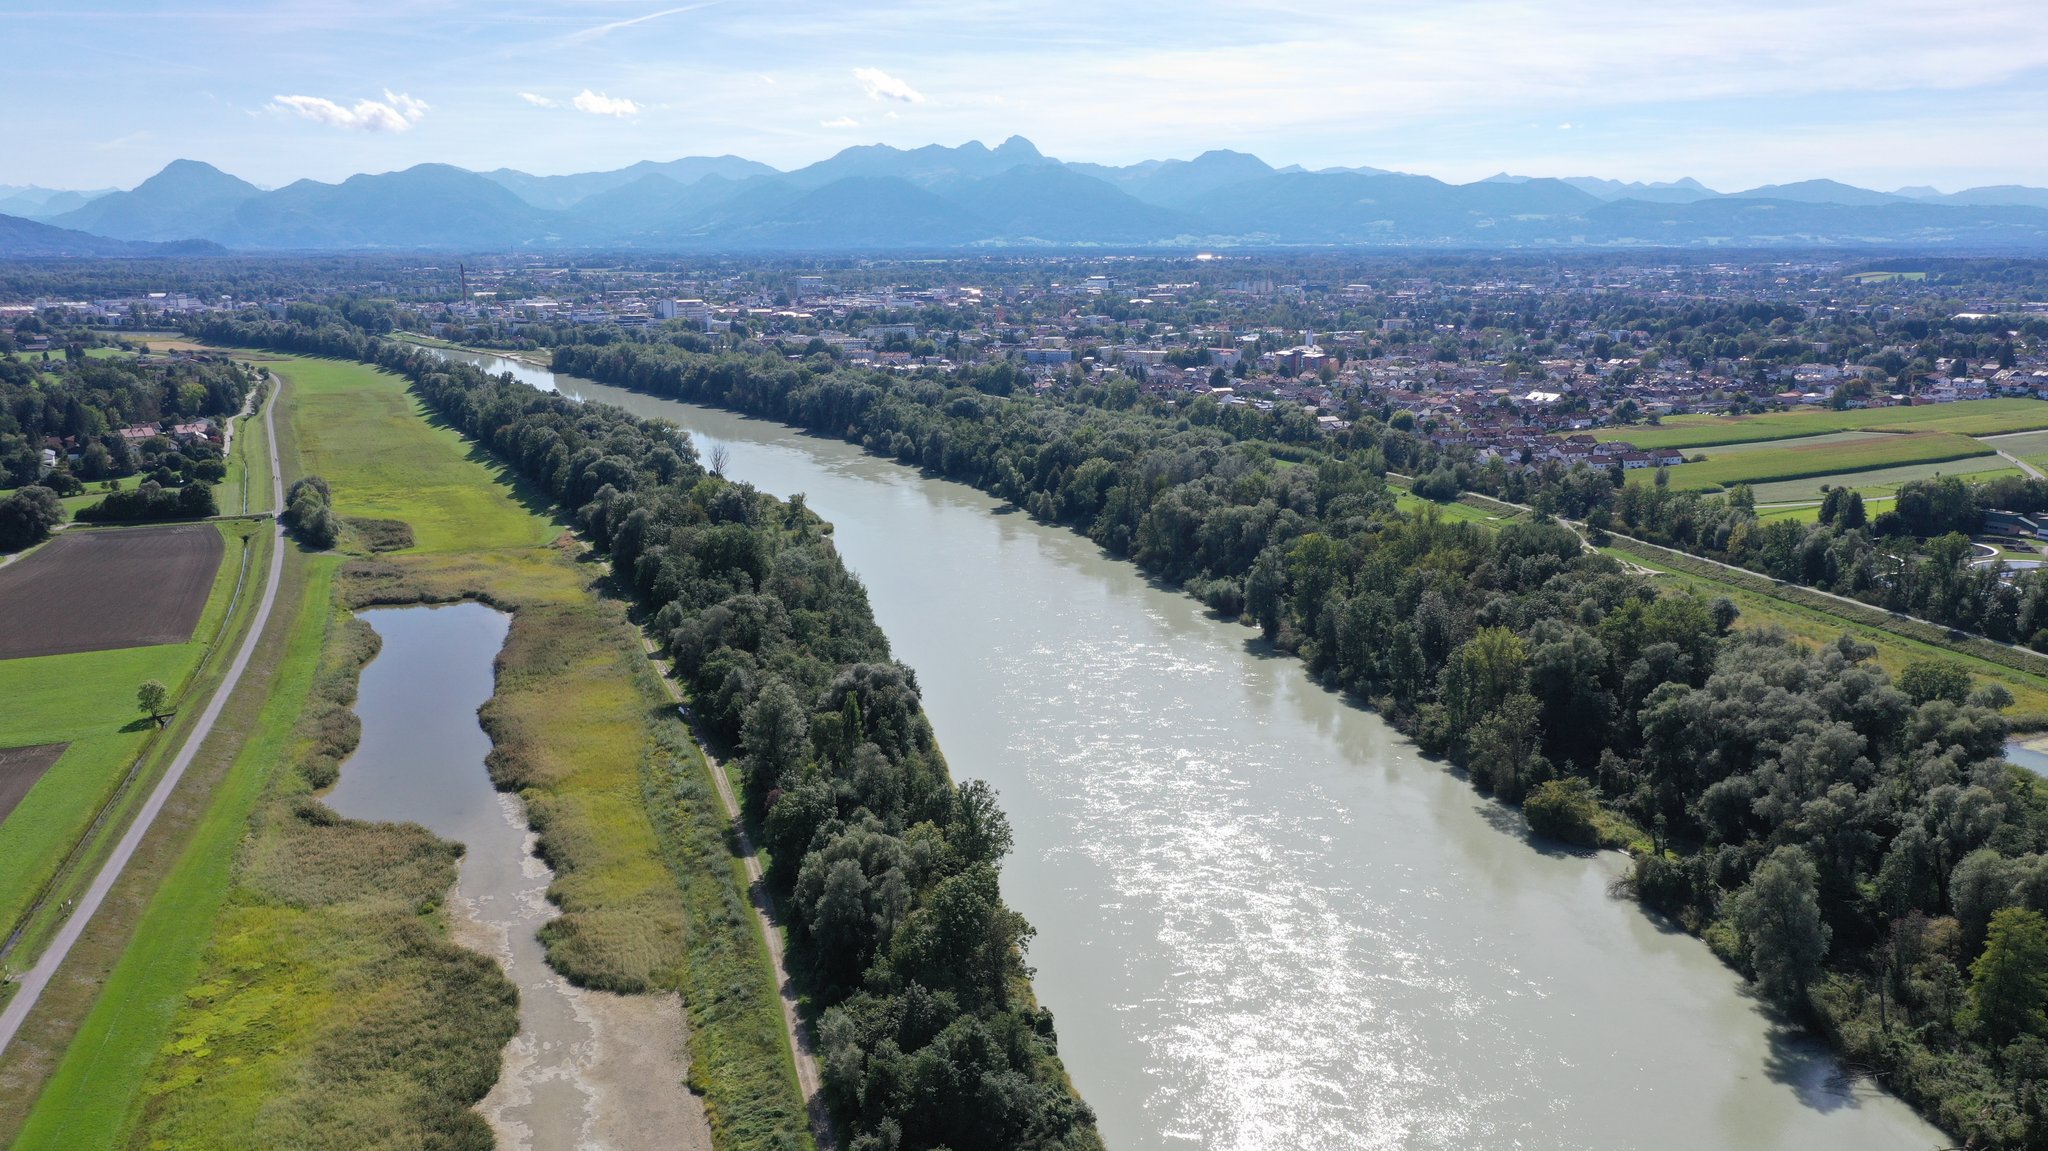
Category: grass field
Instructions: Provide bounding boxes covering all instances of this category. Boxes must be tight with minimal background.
[1590,398,2048,450]
[1744,458,2018,503]
[1396,490,1521,527]
[284,357,560,553]
[0,521,252,938]
[1629,430,1995,492]
[45,356,807,1150]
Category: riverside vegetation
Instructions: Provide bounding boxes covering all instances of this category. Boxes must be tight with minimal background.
[194,313,2048,1147]
[184,335,1105,1146]
[13,354,807,1151]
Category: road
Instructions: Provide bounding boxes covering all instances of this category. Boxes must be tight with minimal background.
[640,637,836,1151]
[0,381,286,1057]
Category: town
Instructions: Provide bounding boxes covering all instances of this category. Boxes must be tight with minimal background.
[9,255,2048,480]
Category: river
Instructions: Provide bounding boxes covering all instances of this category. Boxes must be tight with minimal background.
[450,348,1946,1151]
[323,601,707,1151]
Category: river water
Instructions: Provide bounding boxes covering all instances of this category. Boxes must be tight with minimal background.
[453,349,1946,1151]
[323,601,706,1151]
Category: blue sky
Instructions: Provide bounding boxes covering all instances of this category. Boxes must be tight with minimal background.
[5,0,2046,193]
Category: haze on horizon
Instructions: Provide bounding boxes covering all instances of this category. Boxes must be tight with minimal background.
[4,0,2045,194]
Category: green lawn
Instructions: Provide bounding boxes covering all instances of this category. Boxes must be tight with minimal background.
[0,522,249,935]
[1591,398,2048,450]
[1628,430,1993,492]
[281,357,559,552]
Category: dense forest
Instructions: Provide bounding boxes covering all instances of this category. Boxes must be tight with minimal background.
[196,311,2048,1148]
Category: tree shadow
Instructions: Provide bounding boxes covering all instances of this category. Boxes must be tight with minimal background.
[1760,1018,1872,1115]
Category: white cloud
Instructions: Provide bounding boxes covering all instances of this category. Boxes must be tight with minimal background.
[270,89,426,132]
[519,92,557,108]
[854,67,923,104]
[821,116,859,128]
[572,89,640,117]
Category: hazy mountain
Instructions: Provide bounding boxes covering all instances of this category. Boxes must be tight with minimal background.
[0,212,224,257]
[1726,179,1905,206]
[49,159,261,241]
[1182,171,1601,242]
[1581,197,2048,247]
[23,145,2048,251]
[708,176,989,248]
[1067,150,1277,206]
[1936,185,2048,210]
[482,156,778,210]
[937,164,1193,242]
[560,173,785,244]
[216,164,552,249]
[0,186,116,220]
[785,136,1050,189]
[1560,176,1719,203]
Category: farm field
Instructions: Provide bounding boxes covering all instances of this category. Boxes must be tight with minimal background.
[1983,428,2048,469]
[0,524,225,659]
[0,745,66,826]
[0,521,252,942]
[1626,430,1994,492]
[1744,457,2018,503]
[1589,398,2048,449]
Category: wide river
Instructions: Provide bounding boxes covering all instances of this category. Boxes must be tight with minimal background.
[452,349,1946,1151]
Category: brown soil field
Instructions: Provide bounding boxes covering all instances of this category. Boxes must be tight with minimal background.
[0,743,66,824]
[0,525,225,659]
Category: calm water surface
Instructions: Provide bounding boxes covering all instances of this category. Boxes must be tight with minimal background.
[324,601,705,1151]
[455,349,1947,1151]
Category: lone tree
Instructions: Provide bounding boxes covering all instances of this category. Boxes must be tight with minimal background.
[137,680,170,725]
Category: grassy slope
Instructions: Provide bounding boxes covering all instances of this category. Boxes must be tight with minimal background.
[0,521,251,937]
[76,356,804,1150]
[1589,398,2048,449]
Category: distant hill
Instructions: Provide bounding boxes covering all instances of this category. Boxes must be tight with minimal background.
[216,164,552,249]
[49,159,261,241]
[783,136,1051,189]
[1068,150,1277,206]
[0,186,116,220]
[1725,179,1907,206]
[0,212,224,258]
[481,155,777,210]
[18,142,2048,251]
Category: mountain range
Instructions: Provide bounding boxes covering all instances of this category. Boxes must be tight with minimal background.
[9,137,2048,254]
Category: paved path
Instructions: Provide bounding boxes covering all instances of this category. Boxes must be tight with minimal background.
[640,637,835,1151]
[0,383,286,1057]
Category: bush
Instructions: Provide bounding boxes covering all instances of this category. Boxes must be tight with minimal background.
[1523,777,1602,846]
[0,485,64,550]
